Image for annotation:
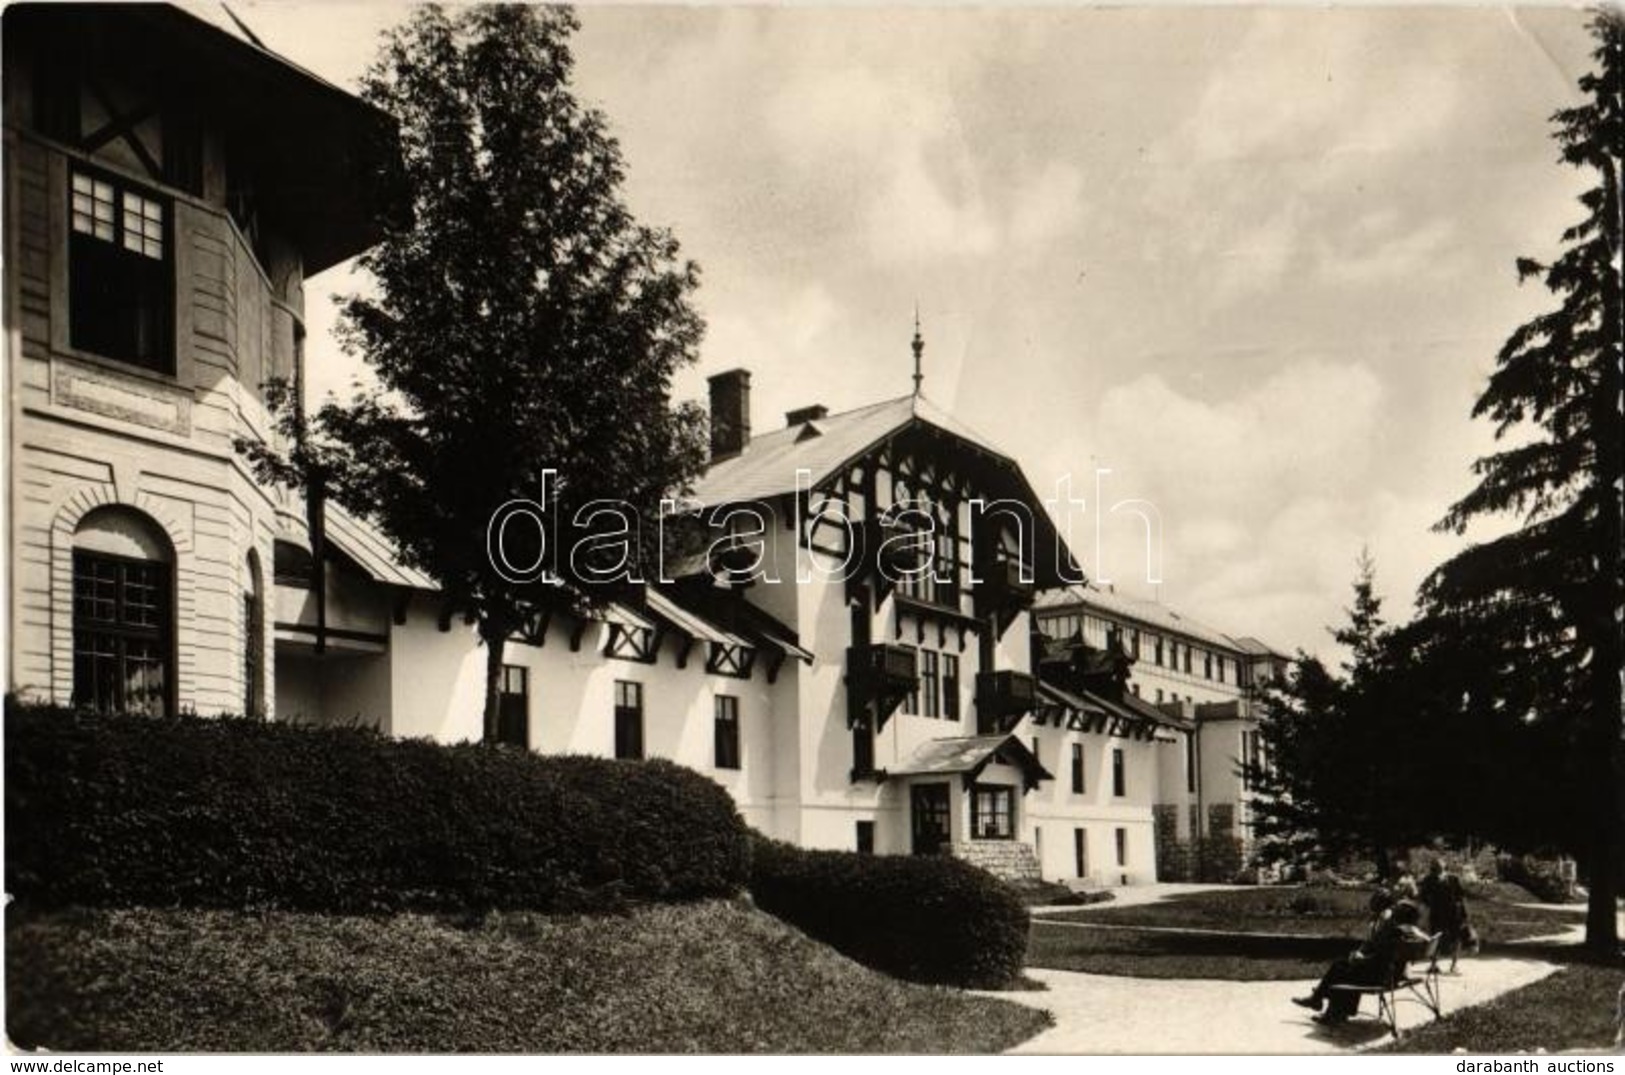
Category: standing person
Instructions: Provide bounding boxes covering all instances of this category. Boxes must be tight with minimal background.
[1418,858,1471,973]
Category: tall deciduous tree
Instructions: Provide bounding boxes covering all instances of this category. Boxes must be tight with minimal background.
[1421,11,1622,954]
[243,5,709,739]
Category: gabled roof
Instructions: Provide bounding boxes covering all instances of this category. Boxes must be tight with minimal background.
[689,394,1005,508]
[1231,635,1289,659]
[688,391,1081,586]
[889,733,1053,787]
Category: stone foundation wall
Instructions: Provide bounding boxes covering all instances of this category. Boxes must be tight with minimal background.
[953,840,1041,882]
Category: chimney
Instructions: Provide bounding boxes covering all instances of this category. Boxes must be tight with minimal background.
[708,369,751,461]
[785,404,828,427]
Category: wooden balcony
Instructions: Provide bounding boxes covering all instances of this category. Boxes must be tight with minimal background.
[975,669,1039,732]
[973,556,1036,621]
[846,642,919,730]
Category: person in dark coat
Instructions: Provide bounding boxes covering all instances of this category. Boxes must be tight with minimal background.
[1292,892,1429,1024]
[1418,858,1470,972]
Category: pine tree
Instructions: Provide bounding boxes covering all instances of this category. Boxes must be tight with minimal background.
[1248,554,1428,876]
[1421,11,1623,953]
[241,5,709,739]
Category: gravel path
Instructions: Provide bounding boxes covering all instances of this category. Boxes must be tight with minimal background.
[994,883,1602,1054]
[996,956,1560,1054]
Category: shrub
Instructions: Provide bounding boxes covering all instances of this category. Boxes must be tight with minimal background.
[5,702,749,913]
[747,834,1029,989]
[1495,853,1578,904]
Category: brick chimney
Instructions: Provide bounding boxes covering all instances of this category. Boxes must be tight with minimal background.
[708,369,751,461]
[785,404,828,427]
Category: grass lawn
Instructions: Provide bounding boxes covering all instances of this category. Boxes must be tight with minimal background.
[1039,885,1584,945]
[6,899,1051,1053]
[1379,960,1625,1054]
[1028,921,1346,981]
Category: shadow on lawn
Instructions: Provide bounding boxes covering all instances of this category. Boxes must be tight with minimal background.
[1028,921,1351,981]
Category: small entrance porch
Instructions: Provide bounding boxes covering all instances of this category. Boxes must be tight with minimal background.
[892,733,1051,881]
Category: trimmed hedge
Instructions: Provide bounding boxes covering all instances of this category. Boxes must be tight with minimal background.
[747,834,1030,989]
[5,703,749,913]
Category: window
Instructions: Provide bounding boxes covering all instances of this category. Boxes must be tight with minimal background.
[1204,651,1213,680]
[1129,629,1141,659]
[714,694,741,770]
[73,550,171,715]
[892,483,959,608]
[902,645,920,714]
[1070,743,1085,794]
[855,821,875,855]
[1183,646,1193,674]
[921,649,940,718]
[1217,656,1227,684]
[852,718,875,778]
[613,680,643,759]
[243,552,264,719]
[1185,732,1197,794]
[1074,828,1088,878]
[69,168,172,371]
[1153,637,1163,666]
[971,784,1014,840]
[942,653,960,720]
[1115,827,1128,866]
[1112,747,1126,797]
[1156,688,1164,704]
[1241,729,1260,792]
[497,665,529,748]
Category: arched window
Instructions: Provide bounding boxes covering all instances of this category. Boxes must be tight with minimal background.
[72,506,174,715]
[244,550,265,718]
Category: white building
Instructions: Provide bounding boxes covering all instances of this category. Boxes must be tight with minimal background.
[1032,587,1289,878]
[5,3,1287,887]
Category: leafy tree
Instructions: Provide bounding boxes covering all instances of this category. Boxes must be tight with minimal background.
[1420,10,1622,954]
[1247,554,1431,878]
[242,5,709,739]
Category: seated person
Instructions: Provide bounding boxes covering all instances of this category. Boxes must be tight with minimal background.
[1293,891,1429,1025]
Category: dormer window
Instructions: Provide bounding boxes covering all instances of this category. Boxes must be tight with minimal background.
[69,167,172,373]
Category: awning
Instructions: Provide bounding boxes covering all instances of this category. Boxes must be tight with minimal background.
[322,504,438,591]
[890,734,1053,790]
[650,585,815,666]
[1035,681,1187,742]
[644,589,749,647]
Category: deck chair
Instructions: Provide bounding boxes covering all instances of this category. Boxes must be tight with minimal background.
[1329,932,1443,1039]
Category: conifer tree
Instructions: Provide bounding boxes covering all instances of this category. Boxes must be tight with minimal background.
[1422,11,1622,953]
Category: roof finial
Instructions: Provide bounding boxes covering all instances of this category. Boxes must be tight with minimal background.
[911,305,924,397]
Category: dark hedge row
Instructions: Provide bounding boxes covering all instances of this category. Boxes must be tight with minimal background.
[747,834,1030,989]
[5,703,749,913]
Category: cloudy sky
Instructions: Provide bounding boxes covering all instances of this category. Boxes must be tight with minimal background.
[242,2,1598,659]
